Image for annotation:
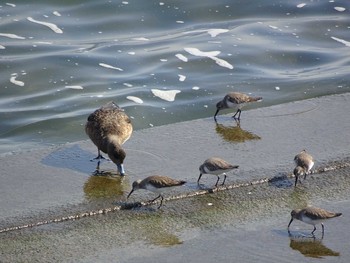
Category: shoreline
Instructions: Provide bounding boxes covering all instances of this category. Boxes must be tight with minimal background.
[1,93,350,262]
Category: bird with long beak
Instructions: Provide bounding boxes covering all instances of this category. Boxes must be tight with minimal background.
[127,175,186,209]
[214,92,262,121]
[288,206,342,236]
[293,150,314,186]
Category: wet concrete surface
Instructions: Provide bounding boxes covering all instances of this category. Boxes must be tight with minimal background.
[1,93,350,262]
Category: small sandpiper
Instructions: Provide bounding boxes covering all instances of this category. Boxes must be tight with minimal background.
[127,175,186,209]
[85,102,133,176]
[288,206,342,235]
[198,157,239,187]
[214,92,262,121]
[293,150,314,186]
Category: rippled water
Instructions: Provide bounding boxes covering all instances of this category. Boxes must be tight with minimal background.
[1,0,349,154]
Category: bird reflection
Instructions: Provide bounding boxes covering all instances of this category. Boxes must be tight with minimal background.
[83,173,128,200]
[215,120,261,143]
[288,234,340,258]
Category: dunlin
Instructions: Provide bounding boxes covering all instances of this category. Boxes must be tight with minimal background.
[127,175,186,209]
[288,206,342,235]
[214,92,262,121]
[293,150,314,186]
[85,102,133,176]
[198,157,239,187]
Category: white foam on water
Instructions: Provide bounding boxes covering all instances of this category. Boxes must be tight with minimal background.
[151,89,181,102]
[132,37,149,41]
[275,86,280,91]
[334,6,346,12]
[184,47,220,57]
[211,57,234,69]
[27,17,63,34]
[128,51,135,55]
[53,11,61,17]
[0,33,25,39]
[192,86,200,90]
[10,74,24,87]
[99,63,123,71]
[269,25,279,30]
[207,29,229,37]
[331,36,350,47]
[176,21,184,24]
[175,53,188,62]
[6,3,16,7]
[184,47,233,70]
[297,3,306,8]
[178,74,186,81]
[123,83,133,87]
[34,41,53,45]
[126,96,143,104]
[65,85,83,90]
[0,44,5,49]
[122,1,129,4]
[160,59,167,62]
[185,28,228,38]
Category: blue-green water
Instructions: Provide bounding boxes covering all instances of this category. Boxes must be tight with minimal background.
[1,0,349,154]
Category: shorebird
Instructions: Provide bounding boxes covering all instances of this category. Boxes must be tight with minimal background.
[288,206,342,235]
[214,92,262,121]
[85,102,133,176]
[293,150,314,186]
[198,157,239,187]
[127,175,186,209]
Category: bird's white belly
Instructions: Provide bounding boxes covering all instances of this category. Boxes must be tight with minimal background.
[204,166,231,175]
[226,101,242,109]
[301,215,323,226]
[307,161,315,172]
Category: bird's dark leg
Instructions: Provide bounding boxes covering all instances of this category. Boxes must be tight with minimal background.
[321,223,324,234]
[232,109,239,119]
[237,109,242,120]
[311,226,317,235]
[92,161,102,175]
[197,174,203,184]
[215,176,220,187]
[157,196,164,209]
[221,174,227,185]
[150,194,162,203]
[214,109,220,121]
[294,175,298,187]
[91,149,106,161]
[232,109,242,120]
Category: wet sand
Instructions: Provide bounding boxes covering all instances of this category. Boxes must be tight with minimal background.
[1,93,350,262]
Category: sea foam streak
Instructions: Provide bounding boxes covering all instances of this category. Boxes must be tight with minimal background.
[99,63,123,71]
[27,17,63,34]
[184,47,220,57]
[184,47,233,69]
[126,96,143,104]
[65,85,84,90]
[185,28,229,37]
[151,89,181,102]
[331,36,350,47]
[175,54,188,62]
[10,74,24,86]
[0,33,26,39]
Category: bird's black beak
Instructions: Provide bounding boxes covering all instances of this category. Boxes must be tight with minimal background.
[127,189,134,199]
